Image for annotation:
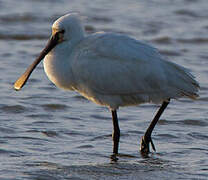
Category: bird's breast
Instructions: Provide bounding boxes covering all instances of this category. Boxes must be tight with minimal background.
[43,49,75,91]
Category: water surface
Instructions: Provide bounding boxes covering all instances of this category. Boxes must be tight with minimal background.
[0,0,208,179]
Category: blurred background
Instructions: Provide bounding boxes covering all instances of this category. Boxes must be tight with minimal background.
[0,0,208,179]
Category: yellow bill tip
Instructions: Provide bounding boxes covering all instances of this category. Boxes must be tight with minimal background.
[14,81,23,91]
[13,73,28,91]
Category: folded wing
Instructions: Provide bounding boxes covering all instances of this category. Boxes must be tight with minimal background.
[72,33,199,104]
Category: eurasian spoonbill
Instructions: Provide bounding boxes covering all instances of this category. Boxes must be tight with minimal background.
[14,13,199,157]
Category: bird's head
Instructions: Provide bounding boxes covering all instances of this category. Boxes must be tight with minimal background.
[52,13,84,43]
[14,13,84,90]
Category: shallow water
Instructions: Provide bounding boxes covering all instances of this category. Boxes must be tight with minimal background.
[0,0,208,179]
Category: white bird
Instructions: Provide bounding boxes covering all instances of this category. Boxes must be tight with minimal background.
[14,13,199,158]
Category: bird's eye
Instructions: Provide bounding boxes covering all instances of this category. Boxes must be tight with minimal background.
[59,29,65,34]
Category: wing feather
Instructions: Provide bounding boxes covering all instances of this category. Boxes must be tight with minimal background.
[72,33,199,105]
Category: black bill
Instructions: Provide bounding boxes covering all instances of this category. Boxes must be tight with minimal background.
[14,33,59,90]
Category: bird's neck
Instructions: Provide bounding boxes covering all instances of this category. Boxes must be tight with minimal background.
[70,31,85,48]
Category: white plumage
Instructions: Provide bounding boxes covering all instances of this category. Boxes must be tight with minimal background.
[43,13,199,110]
[14,13,199,156]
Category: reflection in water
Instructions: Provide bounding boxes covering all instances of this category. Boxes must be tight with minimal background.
[23,156,184,180]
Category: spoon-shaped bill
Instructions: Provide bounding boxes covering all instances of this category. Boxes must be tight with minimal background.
[14,33,59,90]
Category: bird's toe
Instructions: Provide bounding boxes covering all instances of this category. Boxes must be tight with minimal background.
[140,135,156,157]
[110,153,119,162]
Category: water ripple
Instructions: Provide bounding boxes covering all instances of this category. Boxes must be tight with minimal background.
[0,34,48,40]
[177,37,208,44]
[90,134,112,141]
[0,105,26,114]
[158,119,207,127]
[159,50,181,57]
[41,130,59,137]
[0,127,16,134]
[89,16,113,23]
[76,144,94,149]
[152,36,172,44]
[174,9,200,18]
[181,119,207,126]
[41,104,69,111]
[187,132,208,140]
[0,13,42,23]
[23,160,183,180]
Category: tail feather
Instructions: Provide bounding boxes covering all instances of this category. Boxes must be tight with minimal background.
[163,60,199,99]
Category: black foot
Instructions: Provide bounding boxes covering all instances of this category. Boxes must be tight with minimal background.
[110,153,119,162]
[140,135,156,156]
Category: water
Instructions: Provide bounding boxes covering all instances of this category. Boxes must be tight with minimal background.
[0,0,208,179]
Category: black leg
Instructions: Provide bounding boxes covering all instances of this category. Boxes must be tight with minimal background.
[140,99,170,155]
[111,110,120,155]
